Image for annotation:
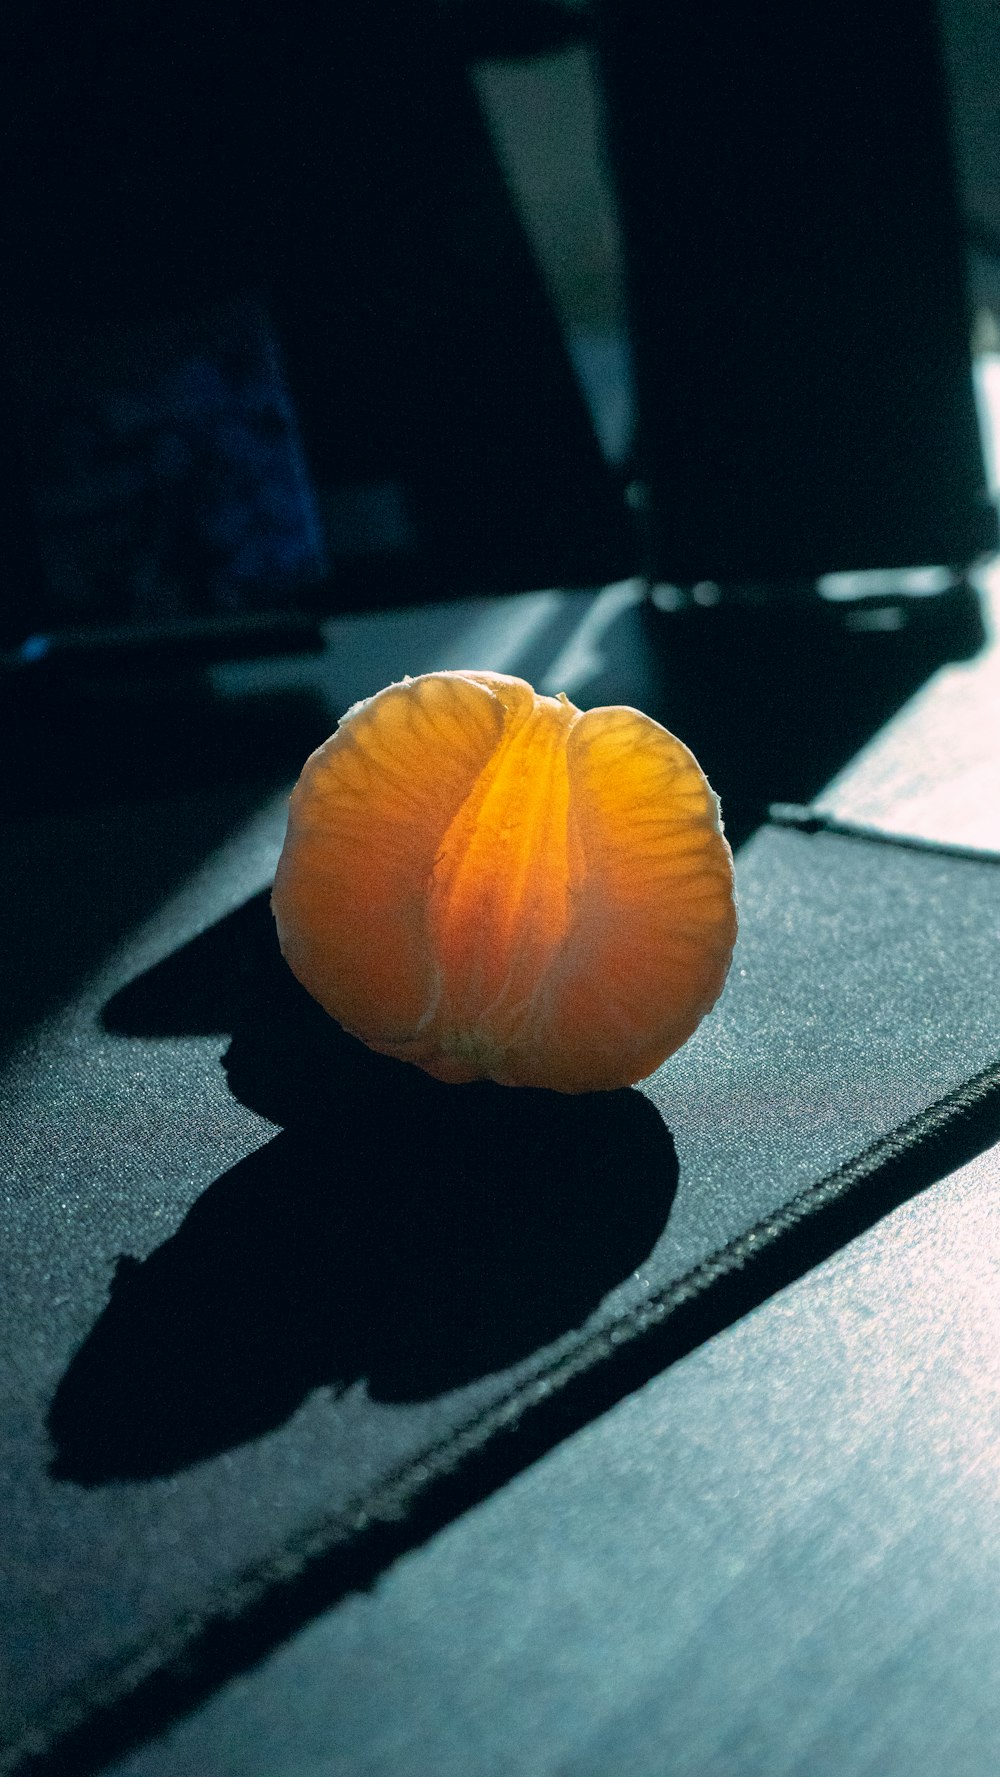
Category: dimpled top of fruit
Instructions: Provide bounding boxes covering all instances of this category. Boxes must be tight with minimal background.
[271,669,737,1093]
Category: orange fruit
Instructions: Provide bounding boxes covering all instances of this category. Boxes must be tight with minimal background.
[271,670,737,1093]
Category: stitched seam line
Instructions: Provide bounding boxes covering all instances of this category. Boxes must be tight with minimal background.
[767,803,1000,864]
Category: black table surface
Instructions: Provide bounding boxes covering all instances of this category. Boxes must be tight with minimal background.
[3,571,999,1777]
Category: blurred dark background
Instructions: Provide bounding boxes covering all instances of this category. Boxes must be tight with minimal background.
[2,0,997,635]
[0,0,631,643]
[1,0,998,833]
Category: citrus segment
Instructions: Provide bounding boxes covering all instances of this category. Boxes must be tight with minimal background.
[427,686,575,1065]
[271,673,505,1047]
[545,706,739,1090]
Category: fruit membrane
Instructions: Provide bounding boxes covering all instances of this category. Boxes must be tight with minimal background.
[272,669,737,1093]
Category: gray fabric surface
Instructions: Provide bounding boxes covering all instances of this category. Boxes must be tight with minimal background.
[3,803,999,1770]
[104,1136,1000,1777]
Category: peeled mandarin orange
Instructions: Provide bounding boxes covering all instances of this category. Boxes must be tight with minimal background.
[271,669,737,1093]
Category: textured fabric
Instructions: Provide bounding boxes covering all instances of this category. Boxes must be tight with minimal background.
[2,803,999,1771]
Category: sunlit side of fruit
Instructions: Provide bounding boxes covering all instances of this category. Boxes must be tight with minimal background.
[271,669,737,1093]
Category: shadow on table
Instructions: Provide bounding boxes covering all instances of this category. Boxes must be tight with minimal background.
[49,892,676,1483]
